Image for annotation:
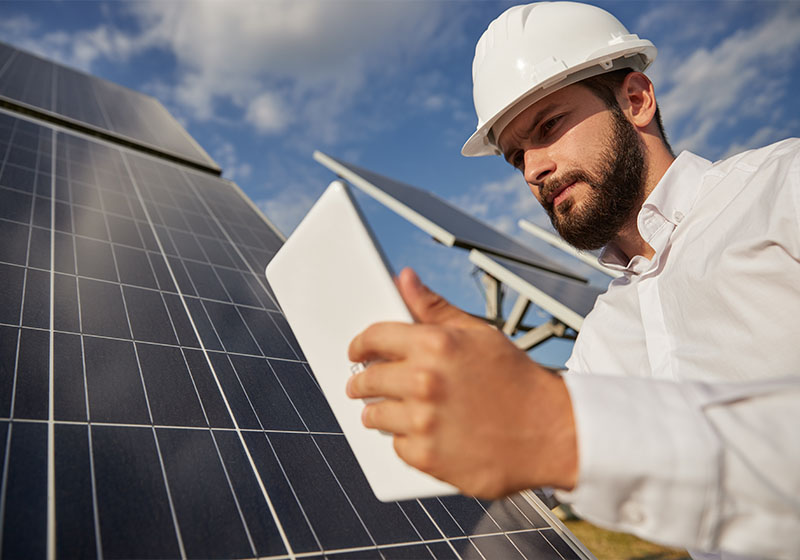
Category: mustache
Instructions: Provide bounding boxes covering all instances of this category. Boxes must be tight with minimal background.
[540,170,595,208]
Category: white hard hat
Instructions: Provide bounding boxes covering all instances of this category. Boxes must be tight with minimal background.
[462,1,656,157]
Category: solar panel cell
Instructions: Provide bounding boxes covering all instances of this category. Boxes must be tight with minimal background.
[114,245,159,289]
[238,307,296,359]
[54,423,97,558]
[91,425,182,559]
[52,332,87,422]
[1,421,48,559]
[124,287,180,345]
[242,430,322,553]
[156,427,255,559]
[13,328,50,420]
[471,534,527,558]
[21,267,49,328]
[269,432,376,551]
[75,238,117,281]
[227,355,305,431]
[0,263,24,323]
[53,274,79,332]
[211,429,287,555]
[270,360,339,433]
[83,337,149,424]
[0,327,19,416]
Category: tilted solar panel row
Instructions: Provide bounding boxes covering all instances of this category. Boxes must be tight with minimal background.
[0,40,220,175]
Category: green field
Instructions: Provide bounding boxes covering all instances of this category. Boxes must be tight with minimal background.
[565,519,691,560]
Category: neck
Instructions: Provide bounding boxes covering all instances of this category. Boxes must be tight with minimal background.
[613,139,676,261]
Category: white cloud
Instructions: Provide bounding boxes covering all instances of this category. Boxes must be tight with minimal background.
[451,171,547,235]
[256,190,316,237]
[0,14,38,37]
[650,4,800,156]
[245,92,291,135]
[4,0,454,143]
[214,141,252,182]
[119,0,450,140]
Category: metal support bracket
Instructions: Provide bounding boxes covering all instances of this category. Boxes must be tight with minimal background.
[512,319,567,350]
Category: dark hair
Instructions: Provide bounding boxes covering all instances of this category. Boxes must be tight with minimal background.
[581,68,674,156]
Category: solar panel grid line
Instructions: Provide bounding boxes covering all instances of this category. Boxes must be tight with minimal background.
[47,126,57,560]
[67,173,104,559]
[0,47,18,79]
[118,148,297,559]
[414,500,463,559]
[0,418,344,439]
[0,297,309,365]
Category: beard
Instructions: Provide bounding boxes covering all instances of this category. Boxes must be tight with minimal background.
[541,107,647,251]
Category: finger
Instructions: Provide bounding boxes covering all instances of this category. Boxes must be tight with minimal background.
[361,399,413,435]
[347,360,421,400]
[392,434,439,477]
[397,267,474,326]
[348,321,419,363]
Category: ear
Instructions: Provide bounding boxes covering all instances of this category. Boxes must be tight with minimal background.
[617,72,657,131]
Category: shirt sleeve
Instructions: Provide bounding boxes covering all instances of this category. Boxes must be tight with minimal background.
[554,372,800,559]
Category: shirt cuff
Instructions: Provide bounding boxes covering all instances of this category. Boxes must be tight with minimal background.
[554,371,721,550]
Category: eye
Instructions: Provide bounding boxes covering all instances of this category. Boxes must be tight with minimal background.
[509,151,524,171]
[540,115,562,137]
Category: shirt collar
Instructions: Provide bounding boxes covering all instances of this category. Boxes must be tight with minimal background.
[599,151,712,272]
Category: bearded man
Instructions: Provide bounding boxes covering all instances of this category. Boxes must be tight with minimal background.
[346,3,800,559]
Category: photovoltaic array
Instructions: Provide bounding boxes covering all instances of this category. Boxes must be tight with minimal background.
[0,42,589,559]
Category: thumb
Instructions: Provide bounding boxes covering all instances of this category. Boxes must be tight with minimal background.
[397,267,473,326]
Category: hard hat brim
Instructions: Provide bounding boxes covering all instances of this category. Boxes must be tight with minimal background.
[461,42,656,158]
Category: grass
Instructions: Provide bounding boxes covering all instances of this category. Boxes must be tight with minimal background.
[564,519,691,560]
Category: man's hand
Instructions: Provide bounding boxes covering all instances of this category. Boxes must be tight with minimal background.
[347,268,578,499]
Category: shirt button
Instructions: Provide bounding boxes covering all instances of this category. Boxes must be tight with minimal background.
[674,211,684,223]
[621,501,646,525]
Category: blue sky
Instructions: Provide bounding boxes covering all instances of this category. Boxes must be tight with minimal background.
[2,0,799,366]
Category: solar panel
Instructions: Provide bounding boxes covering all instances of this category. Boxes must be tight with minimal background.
[469,250,603,332]
[517,220,621,279]
[313,151,586,283]
[0,39,593,559]
[0,111,592,558]
[0,41,220,175]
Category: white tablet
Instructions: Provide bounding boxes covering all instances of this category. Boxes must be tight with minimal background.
[265,180,458,502]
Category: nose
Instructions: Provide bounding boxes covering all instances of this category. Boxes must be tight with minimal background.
[523,149,556,187]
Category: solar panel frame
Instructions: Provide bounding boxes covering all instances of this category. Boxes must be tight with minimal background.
[469,249,604,331]
[313,150,587,283]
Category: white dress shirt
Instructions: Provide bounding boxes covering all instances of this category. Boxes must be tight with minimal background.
[555,139,800,559]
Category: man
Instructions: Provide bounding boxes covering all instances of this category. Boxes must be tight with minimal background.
[346,2,800,558]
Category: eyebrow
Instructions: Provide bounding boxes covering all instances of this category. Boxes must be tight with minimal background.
[500,101,563,159]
